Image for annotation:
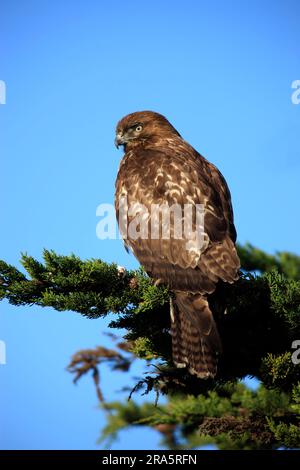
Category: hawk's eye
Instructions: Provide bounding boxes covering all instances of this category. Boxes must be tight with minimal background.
[135,125,143,132]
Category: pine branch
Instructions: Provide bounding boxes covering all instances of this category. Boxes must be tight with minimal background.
[1,250,299,388]
[237,243,300,279]
[67,339,133,403]
[98,383,300,449]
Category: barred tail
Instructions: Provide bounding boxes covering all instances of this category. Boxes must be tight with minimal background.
[170,293,222,379]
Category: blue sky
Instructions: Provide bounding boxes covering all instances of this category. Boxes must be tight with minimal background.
[0,0,299,450]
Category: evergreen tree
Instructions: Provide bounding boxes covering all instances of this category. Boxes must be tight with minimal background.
[0,244,299,449]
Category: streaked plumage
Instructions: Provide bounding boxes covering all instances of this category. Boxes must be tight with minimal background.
[115,111,240,378]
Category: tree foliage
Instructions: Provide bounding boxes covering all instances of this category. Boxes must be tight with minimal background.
[0,244,299,449]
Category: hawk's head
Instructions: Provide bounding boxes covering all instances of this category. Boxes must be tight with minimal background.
[115,111,181,150]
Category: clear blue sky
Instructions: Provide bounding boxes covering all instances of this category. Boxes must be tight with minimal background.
[0,0,299,450]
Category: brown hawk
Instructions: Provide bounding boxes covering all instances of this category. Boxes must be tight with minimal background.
[115,111,240,378]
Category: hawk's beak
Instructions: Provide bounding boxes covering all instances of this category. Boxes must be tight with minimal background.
[115,134,126,149]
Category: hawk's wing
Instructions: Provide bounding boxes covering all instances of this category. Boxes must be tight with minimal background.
[115,145,240,293]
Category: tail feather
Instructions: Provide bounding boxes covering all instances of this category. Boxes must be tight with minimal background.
[170,293,221,378]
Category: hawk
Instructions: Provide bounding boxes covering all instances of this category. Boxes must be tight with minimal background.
[115,111,240,378]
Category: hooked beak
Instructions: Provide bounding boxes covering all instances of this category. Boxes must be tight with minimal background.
[115,133,126,149]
